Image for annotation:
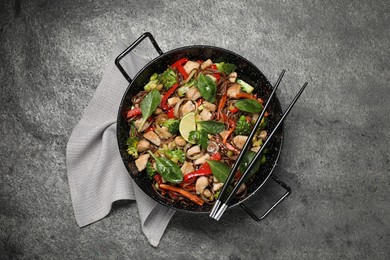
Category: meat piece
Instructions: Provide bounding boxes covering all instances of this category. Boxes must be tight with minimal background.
[186,88,201,101]
[259,130,267,141]
[194,154,210,165]
[134,118,151,132]
[200,109,212,121]
[174,136,186,147]
[187,145,201,156]
[181,161,195,176]
[227,83,241,98]
[180,100,196,115]
[136,139,150,152]
[228,72,237,83]
[233,135,249,150]
[212,182,224,192]
[203,101,216,112]
[155,126,172,140]
[250,146,260,153]
[143,131,161,146]
[195,176,209,195]
[135,154,150,172]
[183,61,200,74]
[201,59,213,69]
[167,97,180,107]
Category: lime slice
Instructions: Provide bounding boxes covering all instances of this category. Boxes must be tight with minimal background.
[179,112,196,142]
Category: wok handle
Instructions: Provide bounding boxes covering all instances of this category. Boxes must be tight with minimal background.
[239,175,291,221]
[115,32,164,83]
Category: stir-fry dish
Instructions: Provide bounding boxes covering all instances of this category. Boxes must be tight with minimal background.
[125,58,269,206]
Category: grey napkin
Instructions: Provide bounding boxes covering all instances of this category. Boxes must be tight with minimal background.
[66,41,175,247]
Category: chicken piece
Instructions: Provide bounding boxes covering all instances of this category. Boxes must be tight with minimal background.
[187,145,201,156]
[250,146,260,153]
[195,176,209,195]
[227,83,241,98]
[143,131,161,146]
[135,154,150,172]
[167,97,180,107]
[174,136,186,147]
[228,72,237,83]
[233,135,249,150]
[212,182,224,192]
[194,154,210,165]
[153,108,163,115]
[183,61,200,74]
[155,126,172,140]
[200,109,212,121]
[136,139,150,152]
[134,118,151,132]
[203,189,213,199]
[186,87,201,101]
[259,130,268,141]
[181,161,195,176]
[203,101,216,112]
[201,59,213,69]
[180,100,196,115]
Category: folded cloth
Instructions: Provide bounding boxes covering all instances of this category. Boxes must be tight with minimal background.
[66,40,175,247]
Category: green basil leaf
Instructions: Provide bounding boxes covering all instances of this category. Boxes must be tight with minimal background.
[197,73,216,103]
[188,130,208,150]
[148,151,183,183]
[197,120,225,134]
[207,160,230,183]
[139,89,161,130]
[235,99,263,113]
[239,151,261,178]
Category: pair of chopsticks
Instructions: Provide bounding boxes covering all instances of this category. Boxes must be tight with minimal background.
[210,70,308,220]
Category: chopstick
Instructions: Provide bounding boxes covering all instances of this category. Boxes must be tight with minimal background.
[212,81,308,220]
[209,70,286,218]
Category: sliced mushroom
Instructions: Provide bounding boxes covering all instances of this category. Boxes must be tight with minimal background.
[233,135,249,150]
[201,59,213,69]
[228,72,238,82]
[227,83,241,98]
[181,161,195,176]
[153,108,163,115]
[136,139,150,152]
[184,60,200,74]
[143,131,161,146]
[195,176,209,195]
[134,118,151,132]
[259,130,267,141]
[236,183,246,195]
[180,100,196,115]
[174,136,187,147]
[186,87,201,101]
[135,154,150,172]
[200,109,212,121]
[194,154,211,165]
[187,145,201,156]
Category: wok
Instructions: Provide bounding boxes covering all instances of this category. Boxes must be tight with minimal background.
[116,33,289,218]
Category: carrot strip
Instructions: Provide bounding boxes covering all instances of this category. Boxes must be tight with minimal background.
[217,93,228,120]
[223,126,235,144]
[235,93,255,99]
[159,184,204,206]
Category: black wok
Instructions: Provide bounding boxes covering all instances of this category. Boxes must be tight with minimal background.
[116,33,286,215]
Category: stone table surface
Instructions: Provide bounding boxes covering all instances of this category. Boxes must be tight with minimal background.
[1,0,389,259]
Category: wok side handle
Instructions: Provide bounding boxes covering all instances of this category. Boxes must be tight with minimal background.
[115,32,164,83]
[239,175,291,221]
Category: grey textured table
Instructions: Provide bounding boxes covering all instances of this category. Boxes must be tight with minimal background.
[1,0,389,259]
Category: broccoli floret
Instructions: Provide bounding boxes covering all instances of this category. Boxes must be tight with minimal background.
[159,68,177,90]
[126,137,139,158]
[234,115,252,135]
[162,119,180,134]
[215,62,237,75]
[143,73,159,92]
[237,79,254,93]
[165,149,185,164]
[146,162,156,179]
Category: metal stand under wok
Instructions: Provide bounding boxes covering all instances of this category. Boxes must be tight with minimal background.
[115,32,292,222]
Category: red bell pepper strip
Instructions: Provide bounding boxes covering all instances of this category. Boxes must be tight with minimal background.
[210,64,221,81]
[161,83,179,110]
[167,107,175,118]
[171,58,189,80]
[126,107,142,119]
[154,174,163,184]
[159,184,204,206]
[229,106,239,113]
[210,152,221,161]
[183,163,212,183]
[144,125,155,133]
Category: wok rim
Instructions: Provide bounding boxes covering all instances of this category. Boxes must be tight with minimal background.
[116,44,284,214]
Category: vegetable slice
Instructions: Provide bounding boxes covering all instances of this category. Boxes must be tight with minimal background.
[148,151,183,184]
[159,184,204,206]
[197,120,225,134]
[235,99,263,113]
[139,89,161,131]
[197,73,216,103]
[207,160,230,183]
